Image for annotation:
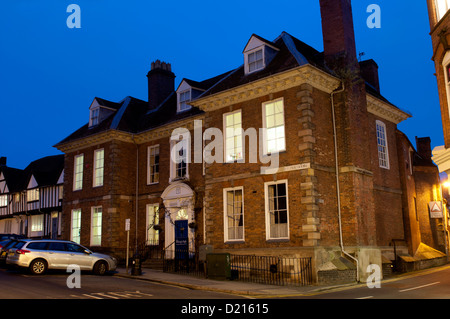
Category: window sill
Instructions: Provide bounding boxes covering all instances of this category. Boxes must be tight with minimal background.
[266,238,290,243]
[225,240,245,245]
[147,182,160,186]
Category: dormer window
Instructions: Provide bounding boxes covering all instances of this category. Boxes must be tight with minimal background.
[88,97,120,128]
[90,108,99,126]
[179,90,191,112]
[247,49,264,73]
[243,34,279,75]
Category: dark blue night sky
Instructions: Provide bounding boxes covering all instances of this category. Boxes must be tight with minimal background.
[0,1,441,169]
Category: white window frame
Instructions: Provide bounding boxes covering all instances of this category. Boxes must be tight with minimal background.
[223,186,245,243]
[436,0,450,20]
[223,110,244,163]
[376,120,390,169]
[90,107,100,127]
[178,89,192,112]
[147,145,160,185]
[146,204,160,245]
[71,209,82,244]
[262,98,286,155]
[170,138,189,182]
[264,180,290,240]
[90,206,102,246]
[245,47,265,74]
[93,149,104,187]
[73,154,84,191]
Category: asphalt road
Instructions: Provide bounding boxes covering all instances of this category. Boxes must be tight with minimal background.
[0,267,246,300]
[295,264,450,299]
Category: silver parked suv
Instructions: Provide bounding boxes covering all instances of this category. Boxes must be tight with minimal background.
[6,239,117,275]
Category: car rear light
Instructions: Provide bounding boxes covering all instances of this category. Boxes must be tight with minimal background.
[16,249,30,255]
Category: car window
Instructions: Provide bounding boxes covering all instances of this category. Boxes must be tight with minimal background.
[4,241,17,249]
[26,242,48,250]
[66,243,86,253]
[13,241,26,249]
[47,242,66,251]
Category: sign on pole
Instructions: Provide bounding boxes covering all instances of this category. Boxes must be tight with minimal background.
[125,219,130,274]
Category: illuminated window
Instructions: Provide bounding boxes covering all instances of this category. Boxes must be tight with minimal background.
[436,0,450,20]
[91,206,102,246]
[27,188,39,202]
[71,209,81,244]
[93,149,104,187]
[73,154,84,191]
[223,187,244,242]
[0,195,7,207]
[146,204,159,245]
[263,98,286,154]
[224,110,243,162]
[31,215,44,232]
[376,120,390,169]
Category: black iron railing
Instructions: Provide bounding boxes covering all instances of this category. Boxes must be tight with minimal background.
[162,249,313,286]
[229,254,313,286]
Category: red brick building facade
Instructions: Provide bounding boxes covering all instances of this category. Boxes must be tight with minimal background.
[54,0,447,283]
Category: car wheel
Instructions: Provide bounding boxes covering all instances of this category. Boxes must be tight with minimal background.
[93,261,108,276]
[29,259,47,275]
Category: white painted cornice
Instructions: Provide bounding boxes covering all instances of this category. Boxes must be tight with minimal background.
[432,145,450,173]
[366,94,411,124]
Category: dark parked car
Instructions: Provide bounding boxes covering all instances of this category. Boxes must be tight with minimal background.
[0,234,26,241]
[0,239,22,265]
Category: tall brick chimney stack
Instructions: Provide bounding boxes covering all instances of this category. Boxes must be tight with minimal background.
[416,137,432,160]
[147,60,175,110]
[319,0,376,248]
[319,0,359,72]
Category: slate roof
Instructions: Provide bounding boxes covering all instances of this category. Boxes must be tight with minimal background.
[24,155,64,187]
[0,166,26,193]
[0,155,64,193]
[55,31,407,147]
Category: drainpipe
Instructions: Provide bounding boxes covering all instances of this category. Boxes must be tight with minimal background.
[331,83,360,282]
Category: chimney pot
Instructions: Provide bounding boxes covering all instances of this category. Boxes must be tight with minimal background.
[147,60,175,110]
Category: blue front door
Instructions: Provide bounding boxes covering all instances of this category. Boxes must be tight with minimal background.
[175,220,188,259]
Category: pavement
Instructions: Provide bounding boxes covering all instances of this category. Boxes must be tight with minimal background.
[113,264,450,298]
[113,267,360,298]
